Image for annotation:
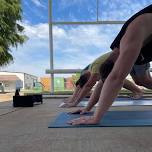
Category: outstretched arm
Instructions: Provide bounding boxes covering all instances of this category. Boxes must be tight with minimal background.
[85,80,103,111]
[70,80,103,114]
[65,85,81,103]
[61,85,82,105]
[94,21,144,122]
[65,74,99,107]
[71,74,99,106]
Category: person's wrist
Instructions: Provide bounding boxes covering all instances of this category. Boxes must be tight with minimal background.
[85,107,90,111]
[71,102,77,106]
[86,106,92,111]
[74,100,79,105]
[92,115,100,123]
[83,108,89,112]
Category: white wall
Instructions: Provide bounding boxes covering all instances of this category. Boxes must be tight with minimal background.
[24,73,38,89]
[2,81,16,92]
[0,72,38,91]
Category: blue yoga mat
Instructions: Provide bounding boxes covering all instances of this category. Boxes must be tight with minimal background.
[48,111,152,128]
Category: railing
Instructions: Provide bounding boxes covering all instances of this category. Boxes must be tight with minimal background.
[45,69,82,74]
[46,68,152,93]
[45,69,82,93]
[52,21,125,25]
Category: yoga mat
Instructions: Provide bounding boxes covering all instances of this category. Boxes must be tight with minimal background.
[59,97,152,107]
[79,98,152,107]
[48,111,152,128]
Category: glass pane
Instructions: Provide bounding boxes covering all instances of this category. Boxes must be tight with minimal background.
[53,24,122,69]
[52,0,97,21]
[99,0,152,21]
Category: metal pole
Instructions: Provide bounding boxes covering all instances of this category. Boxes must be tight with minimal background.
[97,0,99,22]
[48,0,54,94]
[51,21,125,25]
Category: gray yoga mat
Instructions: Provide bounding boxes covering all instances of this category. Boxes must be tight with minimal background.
[79,97,152,107]
[48,111,152,128]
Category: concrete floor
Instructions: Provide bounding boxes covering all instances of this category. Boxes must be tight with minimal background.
[0,98,152,152]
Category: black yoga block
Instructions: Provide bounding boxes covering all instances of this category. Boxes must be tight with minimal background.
[13,94,43,107]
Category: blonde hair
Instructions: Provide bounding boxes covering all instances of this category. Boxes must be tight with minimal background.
[99,51,119,81]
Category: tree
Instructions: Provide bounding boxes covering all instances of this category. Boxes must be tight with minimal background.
[0,0,27,66]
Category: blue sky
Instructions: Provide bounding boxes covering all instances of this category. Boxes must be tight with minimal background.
[1,0,152,78]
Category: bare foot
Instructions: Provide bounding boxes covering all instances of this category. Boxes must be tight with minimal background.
[130,91,144,100]
[62,97,73,103]
[62,98,70,103]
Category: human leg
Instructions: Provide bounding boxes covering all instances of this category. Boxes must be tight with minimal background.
[123,79,143,99]
[130,63,152,89]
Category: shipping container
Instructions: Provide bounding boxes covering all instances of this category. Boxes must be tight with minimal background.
[40,77,51,91]
[54,77,65,91]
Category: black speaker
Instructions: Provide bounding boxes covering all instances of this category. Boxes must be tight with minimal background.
[13,94,43,107]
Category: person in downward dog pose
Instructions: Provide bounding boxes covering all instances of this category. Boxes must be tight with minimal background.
[61,51,143,108]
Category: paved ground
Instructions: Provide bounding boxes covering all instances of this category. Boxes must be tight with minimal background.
[0,98,152,152]
[0,93,14,102]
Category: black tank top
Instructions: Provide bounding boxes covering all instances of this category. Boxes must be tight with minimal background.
[110,4,152,65]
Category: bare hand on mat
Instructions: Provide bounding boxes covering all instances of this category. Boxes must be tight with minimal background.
[67,116,98,125]
[60,102,76,108]
[69,109,89,114]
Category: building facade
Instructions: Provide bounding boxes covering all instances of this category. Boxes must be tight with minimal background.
[0,71,38,92]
